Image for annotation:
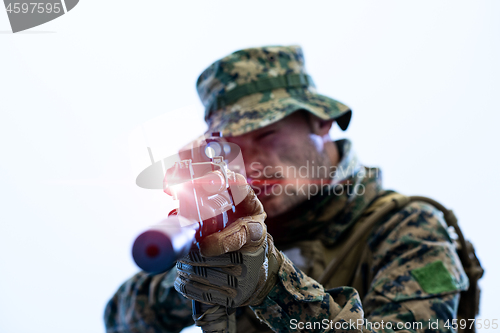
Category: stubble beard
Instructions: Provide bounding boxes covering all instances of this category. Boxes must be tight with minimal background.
[259,142,333,218]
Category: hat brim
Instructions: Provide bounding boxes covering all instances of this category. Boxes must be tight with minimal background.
[206,89,352,137]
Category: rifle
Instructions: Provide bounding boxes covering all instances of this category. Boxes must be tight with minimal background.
[132,134,246,332]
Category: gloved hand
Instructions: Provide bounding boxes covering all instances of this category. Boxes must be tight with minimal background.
[174,173,283,308]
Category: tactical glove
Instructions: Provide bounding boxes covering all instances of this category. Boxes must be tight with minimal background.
[174,174,283,307]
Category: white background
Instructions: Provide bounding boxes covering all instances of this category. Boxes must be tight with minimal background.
[1,1,499,332]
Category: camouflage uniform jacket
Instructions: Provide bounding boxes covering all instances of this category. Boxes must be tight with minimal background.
[104,139,469,333]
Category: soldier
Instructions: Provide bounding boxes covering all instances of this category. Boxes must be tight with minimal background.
[104,46,471,332]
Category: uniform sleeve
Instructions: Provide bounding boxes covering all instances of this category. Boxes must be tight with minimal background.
[251,202,469,333]
[104,268,194,333]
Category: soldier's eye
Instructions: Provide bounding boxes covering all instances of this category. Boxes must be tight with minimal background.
[256,130,276,141]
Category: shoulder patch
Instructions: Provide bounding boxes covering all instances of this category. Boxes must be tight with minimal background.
[410,260,458,294]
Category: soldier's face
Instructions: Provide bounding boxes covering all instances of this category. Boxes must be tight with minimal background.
[226,112,334,218]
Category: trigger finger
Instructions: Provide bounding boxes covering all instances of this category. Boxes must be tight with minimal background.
[199,215,266,256]
[199,222,248,256]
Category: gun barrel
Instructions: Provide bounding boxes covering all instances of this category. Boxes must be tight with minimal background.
[132,216,198,274]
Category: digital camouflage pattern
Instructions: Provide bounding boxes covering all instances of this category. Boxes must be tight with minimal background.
[196,45,352,137]
[104,268,193,332]
[104,140,468,332]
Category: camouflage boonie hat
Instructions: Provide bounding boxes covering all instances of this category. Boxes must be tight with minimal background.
[196,45,352,137]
